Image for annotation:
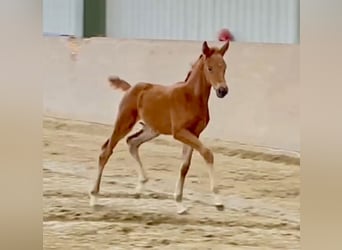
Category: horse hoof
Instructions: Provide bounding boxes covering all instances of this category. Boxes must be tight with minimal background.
[215,204,225,211]
[176,203,188,215]
[177,208,188,215]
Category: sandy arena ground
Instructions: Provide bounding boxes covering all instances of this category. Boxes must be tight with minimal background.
[43,117,300,250]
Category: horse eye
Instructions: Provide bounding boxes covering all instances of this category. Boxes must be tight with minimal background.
[208,67,213,72]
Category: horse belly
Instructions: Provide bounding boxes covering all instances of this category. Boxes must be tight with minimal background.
[138,90,172,134]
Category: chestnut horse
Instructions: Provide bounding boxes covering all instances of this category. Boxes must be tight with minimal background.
[89,40,230,214]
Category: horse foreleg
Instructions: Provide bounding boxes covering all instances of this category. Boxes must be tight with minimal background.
[173,129,224,211]
[174,144,193,214]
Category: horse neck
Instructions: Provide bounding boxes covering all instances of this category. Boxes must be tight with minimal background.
[186,57,211,103]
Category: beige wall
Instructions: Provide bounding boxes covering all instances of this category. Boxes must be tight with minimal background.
[43,37,299,152]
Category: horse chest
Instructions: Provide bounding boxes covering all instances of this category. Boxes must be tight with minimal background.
[186,104,210,132]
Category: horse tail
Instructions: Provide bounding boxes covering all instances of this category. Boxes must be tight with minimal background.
[108,76,131,91]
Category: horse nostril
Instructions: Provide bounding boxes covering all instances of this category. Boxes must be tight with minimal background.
[219,87,228,95]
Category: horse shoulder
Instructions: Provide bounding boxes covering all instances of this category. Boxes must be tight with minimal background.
[169,85,189,103]
[169,88,200,122]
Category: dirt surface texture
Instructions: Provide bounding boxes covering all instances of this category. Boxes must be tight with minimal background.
[43,117,300,250]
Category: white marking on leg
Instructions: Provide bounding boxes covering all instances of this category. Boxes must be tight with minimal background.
[214,193,223,206]
[174,179,182,199]
[135,180,145,194]
[89,194,98,207]
[135,167,148,193]
[208,164,223,206]
[174,178,188,214]
[128,129,157,195]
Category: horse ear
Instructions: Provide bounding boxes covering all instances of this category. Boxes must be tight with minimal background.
[202,41,213,57]
[219,40,230,55]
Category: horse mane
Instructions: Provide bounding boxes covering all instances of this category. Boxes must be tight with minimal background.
[184,54,203,82]
[184,46,224,82]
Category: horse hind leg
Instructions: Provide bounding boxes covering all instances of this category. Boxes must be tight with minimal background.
[126,122,159,197]
[89,110,138,206]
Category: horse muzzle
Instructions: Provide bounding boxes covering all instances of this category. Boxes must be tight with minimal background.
[216,86,229,98]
